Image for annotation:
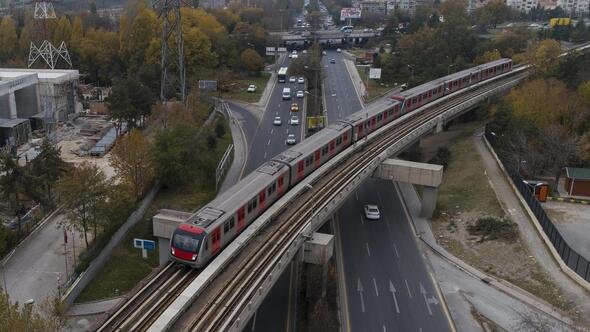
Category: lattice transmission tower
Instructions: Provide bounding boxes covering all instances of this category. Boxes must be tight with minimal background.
[153,0,187,103]
[28,0,72,69]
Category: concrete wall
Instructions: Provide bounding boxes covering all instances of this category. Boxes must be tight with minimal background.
[0,95,9,118]
[15,86,40,118]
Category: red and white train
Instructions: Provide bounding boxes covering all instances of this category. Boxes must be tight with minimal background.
[170,58,513,268]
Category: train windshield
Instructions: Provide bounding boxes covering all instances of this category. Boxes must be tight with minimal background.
[172,229,201,253]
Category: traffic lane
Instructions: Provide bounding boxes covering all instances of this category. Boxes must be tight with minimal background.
[226,101,259,147]
[322,51,363,122]
[337,178,451,332]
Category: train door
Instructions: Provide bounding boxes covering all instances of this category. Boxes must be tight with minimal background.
[356,124,364,139]
[237,207,246,230]
[211,228,221,254]
[297,160,305,180]
[343,131,349,144]
[278,176,285,195]
[314,150,321,167]
[259,190,266,211]
[370,117,376,130]
[329,140,336,156]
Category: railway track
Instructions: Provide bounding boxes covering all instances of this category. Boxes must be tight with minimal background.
[185,70,529,331]
[96,263,199,331]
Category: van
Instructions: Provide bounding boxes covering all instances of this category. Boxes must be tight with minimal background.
[282,87,291,100]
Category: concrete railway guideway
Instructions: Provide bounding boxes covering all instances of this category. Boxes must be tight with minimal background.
[95,43,590,332]
[150,71,528,331]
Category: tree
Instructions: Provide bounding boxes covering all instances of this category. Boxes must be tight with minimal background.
[474,49,502,65]
[58,162,110,247]
[0,17,18,63]
[475,0,512,29]
[0,291,64,331]
[30,139,66,208]
[538,124,578,184]
[579,131,590,161]
[107,78,154,128]
[571,21,590,43]
[532,39,562,77]
[109,130,155,202]
[119,2,159,73]
[241,48,264,73]
[0,152,26,233]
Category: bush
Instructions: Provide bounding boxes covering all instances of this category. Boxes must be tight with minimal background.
[467,216,518,243]
[215,122,226,138]
[429,147,452,168]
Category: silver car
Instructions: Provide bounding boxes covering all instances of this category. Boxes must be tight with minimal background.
[273,116,282,125]
[289,76,297,83]
[286,134,297,145]
[290,115,300,125]
[364,205,380,220]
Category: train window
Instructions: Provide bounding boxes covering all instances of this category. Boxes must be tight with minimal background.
[267,186,272,196]
[322,146,329,155]
[343,132,348,141]
[389,109,394,116]
[253,198,257,209]
[453,81,457,87]
[224,221,230,233]
[412,97,417,104]
[305,158,310,167]
[230,217,235,229]
[204,241,208,250]
[336,137,342,145]
[377,114,382,121]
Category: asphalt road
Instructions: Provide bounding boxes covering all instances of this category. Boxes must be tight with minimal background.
[335,177,451,332]
[322,50,363,122]
[243,56,306,175]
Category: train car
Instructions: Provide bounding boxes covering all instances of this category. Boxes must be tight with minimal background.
[342,99,401,140]
[170,161,290,268]
[391,81,445,114]
[472,58,512,82]
[273,122,353,186]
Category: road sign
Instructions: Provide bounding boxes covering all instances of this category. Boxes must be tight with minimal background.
[340,7,361,21]
[278,47,288,53]
[134,238,156,259]
[198,80,217,91]
[369,68,382,79]
[266,46,276,56]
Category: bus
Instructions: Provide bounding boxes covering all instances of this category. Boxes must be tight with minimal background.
[278,67,288,83]
[340,25,353,33]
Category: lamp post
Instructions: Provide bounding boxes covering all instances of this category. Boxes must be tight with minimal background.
[447,63,455,75]
[24,299,34,332]
[407,64,414,80]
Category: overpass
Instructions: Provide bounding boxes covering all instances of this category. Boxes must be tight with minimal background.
[139,68,528,331]
[269,29,377,47]
[97,43,590,332]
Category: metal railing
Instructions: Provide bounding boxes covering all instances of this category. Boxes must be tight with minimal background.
[485,130,590,282]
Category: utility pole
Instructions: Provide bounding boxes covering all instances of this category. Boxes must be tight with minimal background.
[154,0,187,103]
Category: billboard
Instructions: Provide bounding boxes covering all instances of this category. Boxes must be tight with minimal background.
[549,18,571,27]
[369,68,382,79]
[340,7,361,21]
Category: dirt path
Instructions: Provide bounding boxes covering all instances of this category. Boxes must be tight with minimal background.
[473,128,590,320]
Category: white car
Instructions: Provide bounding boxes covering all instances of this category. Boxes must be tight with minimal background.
[322,51,327,55]
[298,77,305,84]
[364,205,380,220]
[273,116,282,125]
[336,48,341,53]
[289,76,297,83]
[289,50,297,58]
[296,90,304,98]
[247,84,256,92]
[286,134,297,145]
[290,115,300,125]
[302,50,307,54]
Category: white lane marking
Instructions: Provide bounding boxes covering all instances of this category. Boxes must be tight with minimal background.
[251,310,257,331]
[366,242,371,257]
[355,191,359,201]
[270,128,274,134]
[393,242,400,258]
[357,278,365,313]
[383,325,387,332]
[420,282,433,316]
[389,280,400,314]
[264,151,267,159]
[267,139,271,146]
[373,278,379,297]
[405,279,413,298]
[359,213,365,225]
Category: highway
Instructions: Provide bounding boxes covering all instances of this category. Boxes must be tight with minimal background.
[322,49,363,122]
[335,178,451,331]
[243,56,307,175]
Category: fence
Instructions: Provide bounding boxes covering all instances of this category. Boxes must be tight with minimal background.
[485,129,590,283]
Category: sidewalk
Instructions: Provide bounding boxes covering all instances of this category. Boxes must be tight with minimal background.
[343,57,366,108]
[396,182,583,330]
[0,212,84,306]
[218,103,249,193]
[472,131,590,318]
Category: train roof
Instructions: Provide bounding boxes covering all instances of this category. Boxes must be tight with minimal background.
[187,161,288,229]
[273,122,351,165]
[392,82,441,99]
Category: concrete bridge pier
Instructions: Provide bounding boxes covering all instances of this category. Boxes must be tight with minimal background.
[9,92,17,119]
[373,159,443,219]
[153,209,194,265]
[435,115,444,134]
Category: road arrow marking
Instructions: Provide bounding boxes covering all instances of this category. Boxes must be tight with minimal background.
[389,280,400,314]
[420,282,433,316]
[357,278,365,313]
[373,278,379,297]
[405,279,413,298]
[428,297,439,305]
[393,242,400,258]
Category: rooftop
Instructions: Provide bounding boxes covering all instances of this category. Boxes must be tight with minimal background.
[565,167,590,180]
[0,68,79,84]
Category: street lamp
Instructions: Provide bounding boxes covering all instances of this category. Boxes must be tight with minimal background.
[447,63,455,75]
[24,299,34,332]
[407,64,414,80]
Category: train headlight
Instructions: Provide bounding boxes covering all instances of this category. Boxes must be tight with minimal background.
[192,254,198,261]
[171,247,175,255]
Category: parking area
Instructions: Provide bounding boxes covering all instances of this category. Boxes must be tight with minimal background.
[542,201,590,259]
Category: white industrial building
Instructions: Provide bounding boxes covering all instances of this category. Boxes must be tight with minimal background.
[557,0,590,16]
[506,0,539,12]
[0,68,79,148]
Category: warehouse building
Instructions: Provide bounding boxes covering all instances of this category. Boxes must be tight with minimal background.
[564,167,590,197]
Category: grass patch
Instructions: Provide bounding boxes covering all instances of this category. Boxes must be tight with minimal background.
[75,120,233,302]
[467,216,518,243]
[222,73,271,103]
[356,65,396,101]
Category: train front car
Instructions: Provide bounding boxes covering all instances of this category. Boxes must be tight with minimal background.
[170,223,207,268]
